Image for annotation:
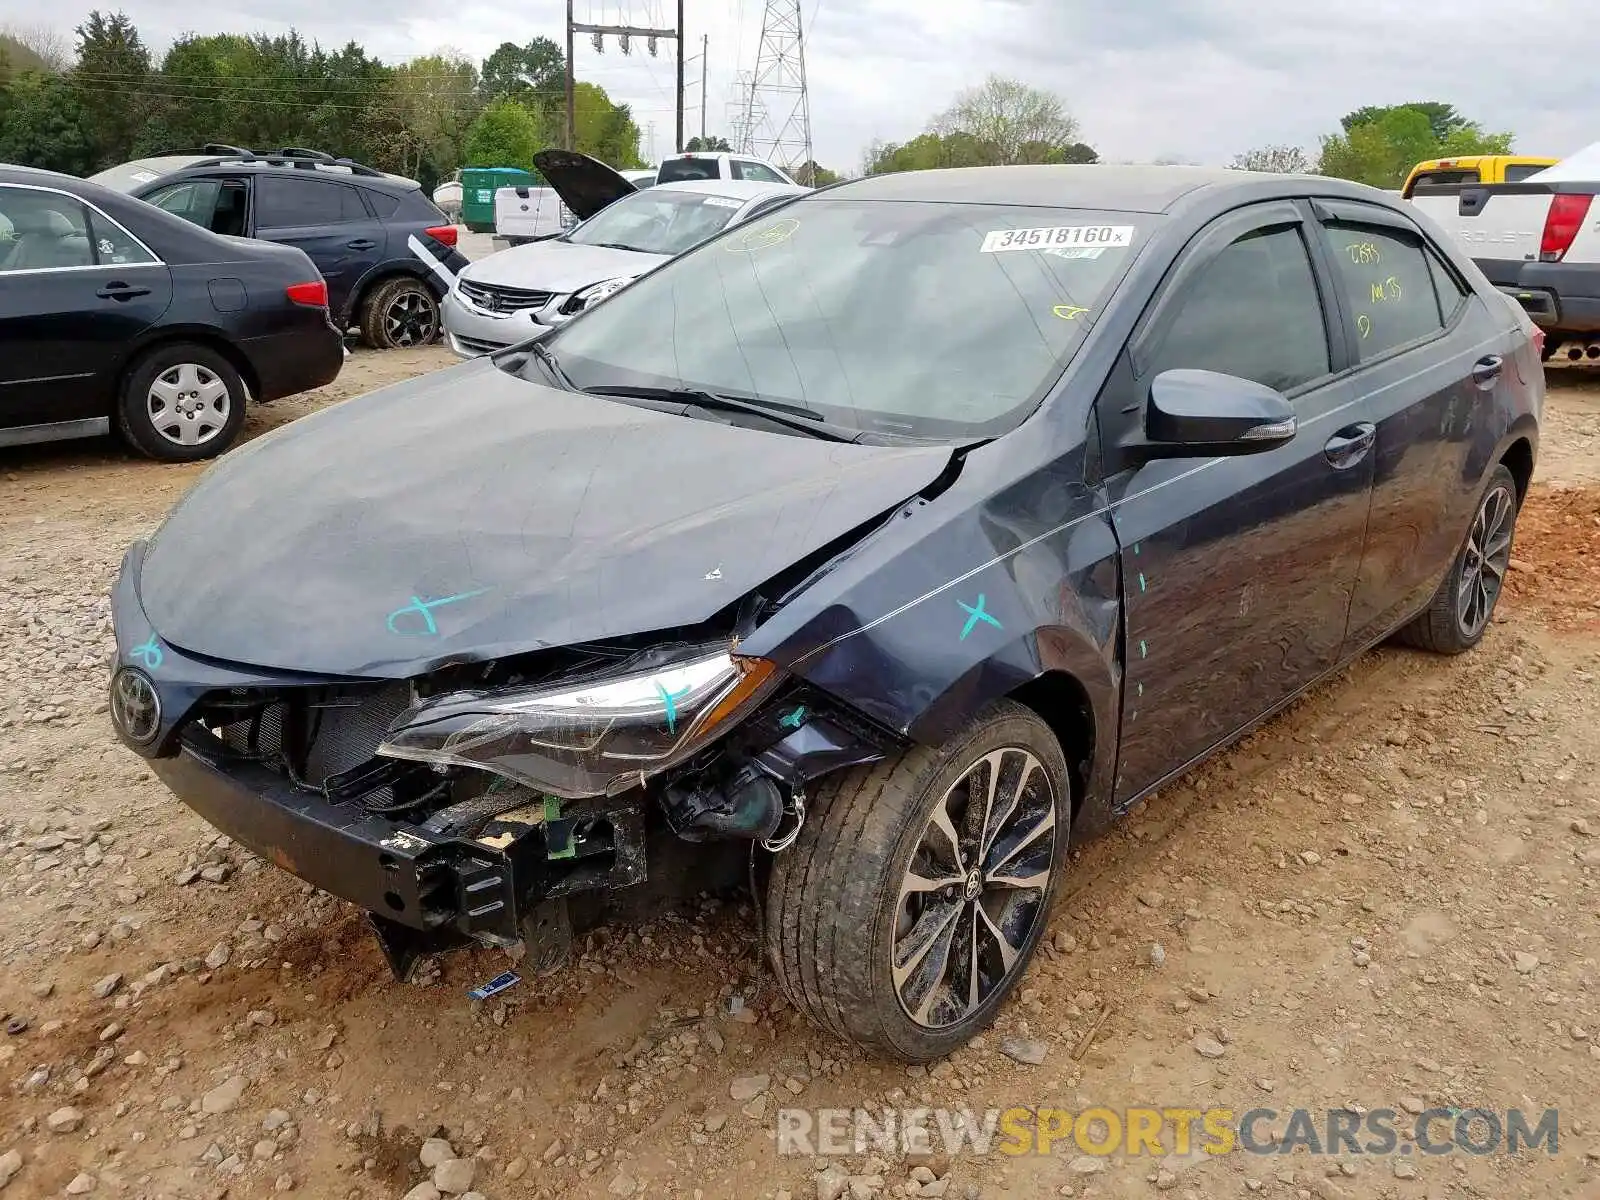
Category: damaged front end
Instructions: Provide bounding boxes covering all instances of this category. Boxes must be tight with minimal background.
[144,624,896,982]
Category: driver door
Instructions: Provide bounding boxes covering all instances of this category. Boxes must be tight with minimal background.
[1097,201,1377,804]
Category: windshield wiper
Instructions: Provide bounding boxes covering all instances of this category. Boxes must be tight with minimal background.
[581,384,860,443]
[530,341,579,391]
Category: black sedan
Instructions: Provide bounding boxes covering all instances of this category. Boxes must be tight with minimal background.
[108,166,1541,1060]
[0,164,343,461]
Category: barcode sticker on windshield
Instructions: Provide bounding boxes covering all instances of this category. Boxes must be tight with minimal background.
[702,195,742,208]
[981,225,1134,253]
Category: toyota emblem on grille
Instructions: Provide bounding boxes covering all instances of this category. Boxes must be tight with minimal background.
[110,668,161,744]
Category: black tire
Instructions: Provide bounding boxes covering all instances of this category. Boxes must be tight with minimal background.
[358,276,440,349]
[116,342,247,462]
[766,700,1070,1061]
[1394,464,1520,654]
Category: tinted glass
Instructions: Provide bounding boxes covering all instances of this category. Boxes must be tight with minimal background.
[365,189,401,217]
[0,187,94,272]
[1410,169,1479,189]
[86,210,156,265]
[545,201,1150,440]
[145,179,221,228]
[1503,164,1548,183]
[1320,222,1444,359]
[1427,248,1470,320]
[737,161,787,184]
[1148,226,1329,393]
[656,158,721,183]
[256,175,369,226]
[565,188,746,256]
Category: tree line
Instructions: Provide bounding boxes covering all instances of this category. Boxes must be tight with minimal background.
[0,15,646,189]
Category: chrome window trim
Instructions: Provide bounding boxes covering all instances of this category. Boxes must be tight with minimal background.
[0,181,164,275]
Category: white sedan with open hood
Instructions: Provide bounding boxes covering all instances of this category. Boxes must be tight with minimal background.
[444,149,807,356]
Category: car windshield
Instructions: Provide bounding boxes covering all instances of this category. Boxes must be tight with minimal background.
[540,200,1150,440]
[565,188,745,256]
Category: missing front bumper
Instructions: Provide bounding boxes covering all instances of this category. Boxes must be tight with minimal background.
[155,729,646,970]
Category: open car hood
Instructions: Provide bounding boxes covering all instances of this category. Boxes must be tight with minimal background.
[136,359,951,678]
[532,149,639,220]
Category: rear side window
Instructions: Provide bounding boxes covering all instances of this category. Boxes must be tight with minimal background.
[1503,164,1547,183]
[1147,226,1331,394]
[256,175,370,227]
[0,186,94,271]
[86,210,156,265]
[656,158,721,183]
[364,189,401,218]
[1427,249,1470,320]
[144,179,222,228]
[733,160,787,184]
[1319,222,1444,359]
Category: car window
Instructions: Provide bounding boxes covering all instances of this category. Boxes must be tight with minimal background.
[546,200,1151,440]
[1319,222,1444,360]
[0,187,95,272]
[255,175,370,227]
[735,161,787,185]
[1427,248,1470,321]
[145,179,222,229]
[86,210,157,266]
[564,187,749,256]
[656,158,721,183]
[1410,169,1479,189]
[1502,164,1547,183]
[364,190,401,218]
[1146,226,1330,394]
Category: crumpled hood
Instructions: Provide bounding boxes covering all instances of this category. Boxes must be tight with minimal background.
[137,359,950,677]
[462,241,667,295]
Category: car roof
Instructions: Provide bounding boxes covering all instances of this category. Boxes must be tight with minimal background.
[826,165,1262,213]
[89,155,421,196]
[1,162,117,199]
[652,179,807,201]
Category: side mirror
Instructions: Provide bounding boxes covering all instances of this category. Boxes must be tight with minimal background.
[1137,368,1298,460]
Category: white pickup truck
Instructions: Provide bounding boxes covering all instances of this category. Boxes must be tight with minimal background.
[1409,150,1600,355]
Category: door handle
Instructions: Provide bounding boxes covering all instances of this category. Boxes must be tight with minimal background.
[345,239,377,250]
[1471,354,1503,390]
[1323,422,1376,470]
[96,282,151,301]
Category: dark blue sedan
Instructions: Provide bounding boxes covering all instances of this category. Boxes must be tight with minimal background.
[107,165,1541,1060]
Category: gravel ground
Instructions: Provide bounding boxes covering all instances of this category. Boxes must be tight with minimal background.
[1,357,1598,1200]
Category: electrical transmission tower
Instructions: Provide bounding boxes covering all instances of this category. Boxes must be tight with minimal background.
[726,70,756,153]
[740,0,812,175]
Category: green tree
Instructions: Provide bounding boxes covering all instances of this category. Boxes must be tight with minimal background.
[793,160,839,186]
[480,37,564,102]
[933,75,1082,165]
[1318,103,1514,188]
[1230,144,1313,174]
[368,53,481,181]
[72,10,152,168]
[464,97,541,167]
[572,81,641,167]
[0,71,93,172]
[684,134,732,153]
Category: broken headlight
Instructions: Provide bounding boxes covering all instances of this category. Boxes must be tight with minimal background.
[377,649,781,799]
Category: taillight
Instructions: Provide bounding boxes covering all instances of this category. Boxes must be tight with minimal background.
[425,224,459,247]
[1540,194,1593,262]
[286,280,328,307]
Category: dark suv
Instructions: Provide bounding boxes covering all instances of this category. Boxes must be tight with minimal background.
[92,147,470,350]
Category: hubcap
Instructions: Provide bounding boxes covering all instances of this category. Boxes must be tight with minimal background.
[1457,484,1514,637]
[892,747,1059,1029]
[146,363,230,447]
[385,289,438,346]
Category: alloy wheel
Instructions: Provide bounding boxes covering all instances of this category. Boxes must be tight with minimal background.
[146,363,230,448]
[1457,483,1515,638]
[385,289,438,346]
[892,747,1059,1029]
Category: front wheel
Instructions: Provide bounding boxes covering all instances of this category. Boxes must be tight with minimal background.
[1394,464,1520,654]
[116,343,247,462]
[766,700,1069,1061]
[359,276,440,349]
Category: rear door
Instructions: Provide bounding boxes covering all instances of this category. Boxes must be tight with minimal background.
[250,173,387,318]
[0,183,172,434]
[1099,201,1377,803]
[1309,199,1518,646]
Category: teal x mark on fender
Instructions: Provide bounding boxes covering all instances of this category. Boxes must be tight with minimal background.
[656,680,693,734]
[129,635,164,671]
[958,593,1003,641]
[386,588,490,636]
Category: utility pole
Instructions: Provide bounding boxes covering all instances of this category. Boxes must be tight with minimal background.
[701,33,708,141]
[742,0,813,175]
[564,3,684,154]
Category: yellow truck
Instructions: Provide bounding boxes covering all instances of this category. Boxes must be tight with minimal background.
[1400,155,1558,198]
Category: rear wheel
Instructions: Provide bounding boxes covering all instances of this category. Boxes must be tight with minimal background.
[765,700,1069,1061]
[359,276,440,349]
[1394,464,1519,654]
[116,343,246,462]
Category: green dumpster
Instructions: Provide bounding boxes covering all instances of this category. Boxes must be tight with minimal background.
[461,167,534,233]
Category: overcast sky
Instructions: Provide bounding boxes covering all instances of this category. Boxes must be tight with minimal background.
[5,0,1596,171]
